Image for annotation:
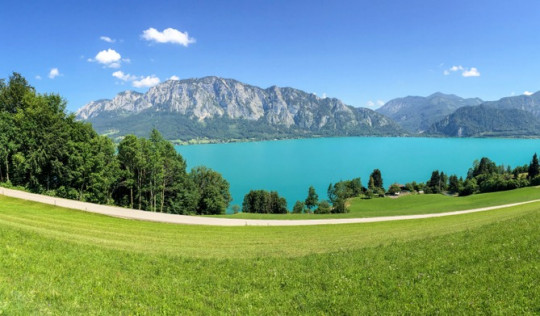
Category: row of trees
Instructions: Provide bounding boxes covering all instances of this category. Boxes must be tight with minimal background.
[402,155,539,197]
[286,154,540,214]
[0,73,231,215]
[242,190,287,214]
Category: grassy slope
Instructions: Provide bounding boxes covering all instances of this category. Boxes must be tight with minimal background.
[0,195,539,313]
[215,186,540,219]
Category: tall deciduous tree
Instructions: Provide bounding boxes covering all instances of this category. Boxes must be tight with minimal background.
[190,166,231,215]
[305,186,318,212]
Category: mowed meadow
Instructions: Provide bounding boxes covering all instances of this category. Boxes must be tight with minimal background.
[0,193,539,314]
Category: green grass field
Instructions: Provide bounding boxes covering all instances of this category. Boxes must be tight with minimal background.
[215,186,540,219]
[0,194,539,313]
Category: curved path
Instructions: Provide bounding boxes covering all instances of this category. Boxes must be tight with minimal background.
[1,187,539,226]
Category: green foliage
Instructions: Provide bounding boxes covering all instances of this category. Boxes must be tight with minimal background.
[468,157,498,179]
[387,183,401,195]
[190,166,231,215]
[448,175,463,193]
[314,200,331,214]
[326,177,362,213]
[404,181,424,193]
[292,201,305,214]
[331,198,348,213]
[459,178,478,196]
[0,73,118,201]
[369,169,383,190]
[528,153,539,179]
[304,186,319,211]
[0,73,231,215]
[426,170,447,193]
[428,104,540,137]
[327,178,362,203]
[242,190,288,214]
[114,130,202,214]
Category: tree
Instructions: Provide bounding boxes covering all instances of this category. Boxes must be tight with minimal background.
[369,169,383,189]
[387,183,401,195]
[0,72,34,113]
[232,204,241,214]
[368,176,375,190]
[242,190,287,214]
[305,186,318,212]
[117,135,141,208]
[459,178,478,196]
[448,175,463,193]
[190,166,231,215]
[469,157,497,179]
[332,198,347,213]
[426,170,441,193]
[315,200,331,214]
[292,201,305,214]
[528,153,539,179]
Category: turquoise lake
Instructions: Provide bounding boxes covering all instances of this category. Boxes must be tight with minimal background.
[175,137,540,209]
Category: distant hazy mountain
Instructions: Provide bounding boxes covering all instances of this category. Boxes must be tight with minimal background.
[376,92,483,133]
[76,76,405,141]
[427,105,540,137]
[482,91,540,117]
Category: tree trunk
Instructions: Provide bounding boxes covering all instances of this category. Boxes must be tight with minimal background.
[5,156,9,183]
[137,172,142,210]
[160,178,165,213]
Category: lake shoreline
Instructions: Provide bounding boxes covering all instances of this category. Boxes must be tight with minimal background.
[171,134,540,146]
[175,137,540,210]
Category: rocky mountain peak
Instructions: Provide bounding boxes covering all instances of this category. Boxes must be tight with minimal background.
[76,76,405,140]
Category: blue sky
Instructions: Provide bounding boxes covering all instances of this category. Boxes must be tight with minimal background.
[1,0,540,112]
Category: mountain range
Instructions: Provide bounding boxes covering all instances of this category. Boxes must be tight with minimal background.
[76,77,540,141]
[76,76,405,141]
[375,93,483,133]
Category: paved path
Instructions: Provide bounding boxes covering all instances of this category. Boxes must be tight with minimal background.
[1,187,538,226]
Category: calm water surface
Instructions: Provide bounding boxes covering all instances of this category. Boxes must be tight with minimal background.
[176,137,540,209]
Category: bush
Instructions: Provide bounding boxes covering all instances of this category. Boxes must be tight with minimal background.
[292,201,305,214]
[315,200,331,214]
[387,184,401,195]
[331,198,349,213]
[459,179,478,196]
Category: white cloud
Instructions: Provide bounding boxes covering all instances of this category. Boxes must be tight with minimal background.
[100,36,116,43]
[112,71,138,82]
[141,27,195,46]
[366,100,385,108]
[48,68,61,79]
[443,65,480,77]
[524,91,534,96]
[35,75,42,80]
[321,93,327,98]
[133,75,161,88]
[169,75,180,80]
[462,67,480,77]
[111,70,161,88]
[89,49,123,68]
